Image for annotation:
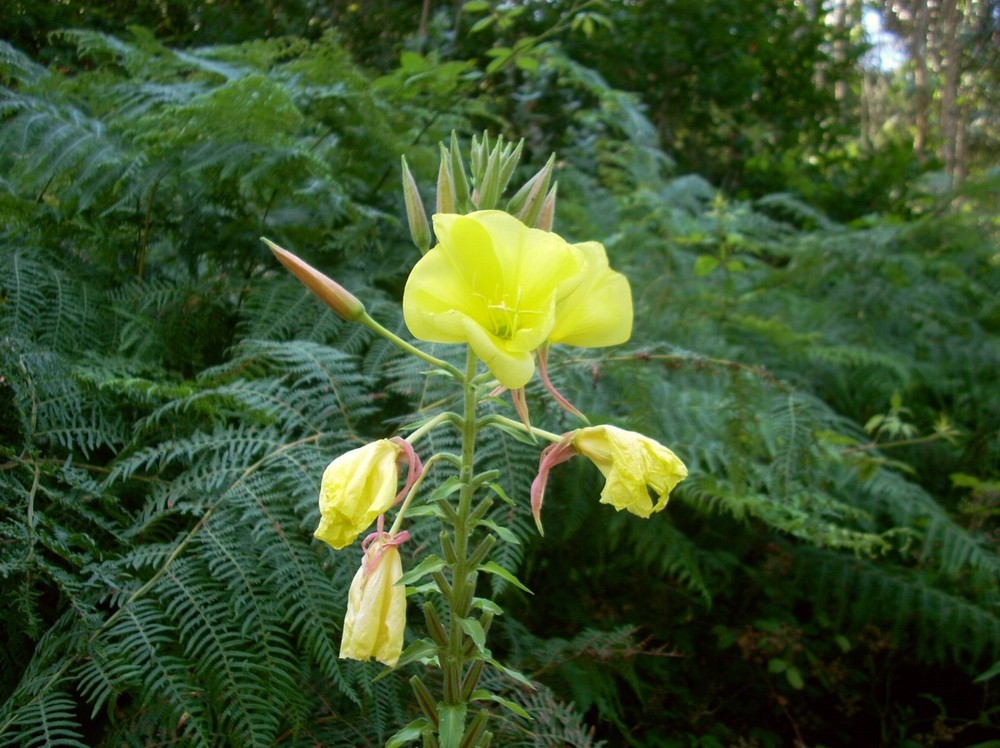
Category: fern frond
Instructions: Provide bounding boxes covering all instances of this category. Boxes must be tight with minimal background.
[104,599,214,746]
[0,689,87,748]
[0,40,48,86]
[794,546,1000,665]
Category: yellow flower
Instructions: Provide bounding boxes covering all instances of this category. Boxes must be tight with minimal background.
[314,440,401,550]
[340,534,408,667]
[402,211,584,389]
[548,241,632,347]
[573,425,687,518]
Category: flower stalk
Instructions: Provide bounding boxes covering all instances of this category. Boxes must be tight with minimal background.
[268,133,689,747]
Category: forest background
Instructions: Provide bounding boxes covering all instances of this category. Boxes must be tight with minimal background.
[1,0,999,746]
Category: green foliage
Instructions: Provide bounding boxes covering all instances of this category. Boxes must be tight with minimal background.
[1,16,998,748]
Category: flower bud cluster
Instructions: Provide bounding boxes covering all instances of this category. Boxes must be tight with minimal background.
[402,131,559,255]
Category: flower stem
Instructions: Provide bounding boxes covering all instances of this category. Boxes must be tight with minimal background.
[480,414,563,443]
[358,311,463,379]
[435,347,483,744]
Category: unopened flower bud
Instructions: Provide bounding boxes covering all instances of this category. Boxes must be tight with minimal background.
[537,182,558,232]
[436,143,456,215]
[262,237,365,321]
[401,156,432,254]
[448,132,470,209]
[508,153,554,228]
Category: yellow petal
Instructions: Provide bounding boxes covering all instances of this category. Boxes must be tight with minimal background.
[550,241,633,348]
[459,314,536,389]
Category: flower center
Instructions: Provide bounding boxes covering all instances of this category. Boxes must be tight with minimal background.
[481,286,542,339]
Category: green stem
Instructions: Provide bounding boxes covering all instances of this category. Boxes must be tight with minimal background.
[388,452,450,536]
[479,414,563,443]
[436,347,482,743]
[358,311,463,379]
[407,412,462,445]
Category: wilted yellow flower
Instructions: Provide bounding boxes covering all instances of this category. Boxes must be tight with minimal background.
[574,425,687,518]
[315,440,401,550]
[402,211,584,389]
[340,534,408,667]
[531,425,687,532]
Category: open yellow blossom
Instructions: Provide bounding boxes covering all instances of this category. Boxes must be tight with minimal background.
[315,440,401,550]
[402,211,584,389]
[340,534,408,667]
[574,425,687,518]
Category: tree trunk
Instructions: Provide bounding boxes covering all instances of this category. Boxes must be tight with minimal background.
[911,0,931,157]
[939,0,964,183]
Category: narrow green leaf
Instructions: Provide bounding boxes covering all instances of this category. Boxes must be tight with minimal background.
[429,476,463,501]
[476,518,520,544]
[470,690,531,720]
[399,642,438,668]
[387,718,432,748]
[399,554,447,586]
[974,659,1000,683]
[479,561,532,593]
[514,55,539,73]
[485,481,515,504]
[486,658,535,689]
[459,616,488,654]
[471,597,504,616]
[437,703,468,748]
[405,503,448,519]
[488,419,539,445]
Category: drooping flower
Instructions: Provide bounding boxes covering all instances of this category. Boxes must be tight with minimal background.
[402,211,584,389]
[575,426,687,517]
[340,530,409,667]
[314,438,421,550]
[531,425,687,533]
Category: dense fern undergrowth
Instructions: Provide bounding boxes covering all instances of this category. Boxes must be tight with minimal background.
[1,29,998,747]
